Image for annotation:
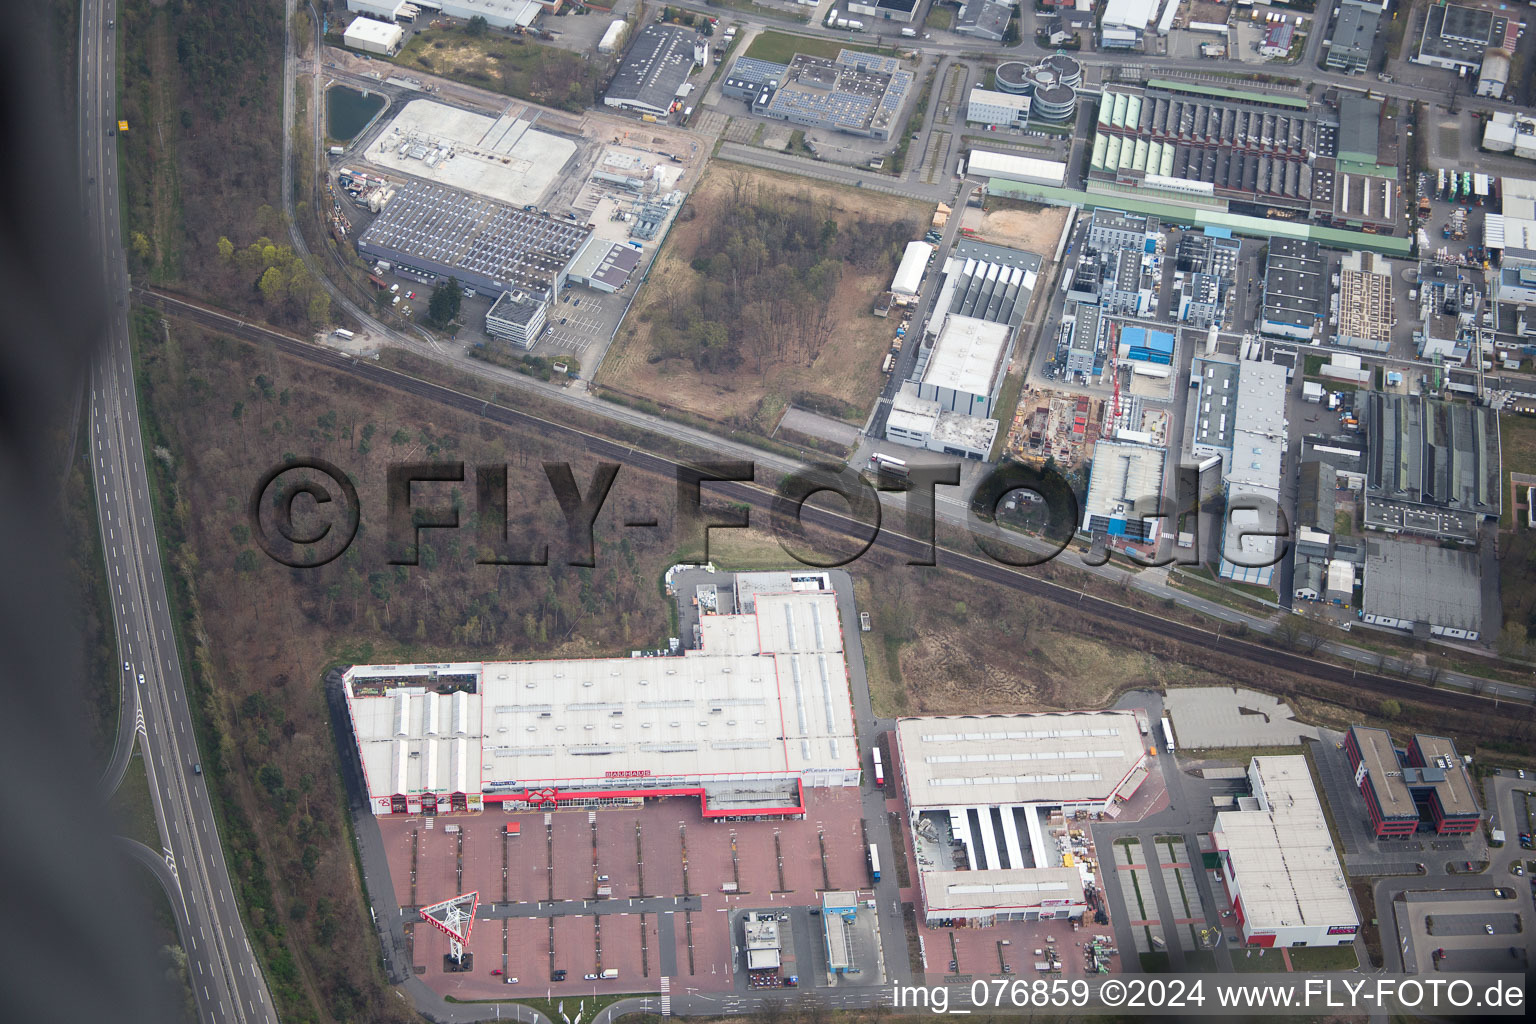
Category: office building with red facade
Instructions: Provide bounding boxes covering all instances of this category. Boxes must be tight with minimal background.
[1344,726,1481,838]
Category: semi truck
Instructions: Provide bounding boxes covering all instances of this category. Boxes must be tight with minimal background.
[868,843,881,882]
[872,746,885,787]
[1161,716,1176,754]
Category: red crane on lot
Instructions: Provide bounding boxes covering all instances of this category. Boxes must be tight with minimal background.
[1109,322,1122,422]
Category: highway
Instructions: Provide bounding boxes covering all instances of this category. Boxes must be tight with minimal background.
[80,3,276,1022]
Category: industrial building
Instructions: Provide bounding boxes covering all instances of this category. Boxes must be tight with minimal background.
[343,572,860,817]
[484,290,547,348]
[355,180,593,300]
[847,0,918,23]
[1344,726,1482,839]
[1212,756,1358,948]
[895,711,1150,927]
[725,50,913,141]
[1413,4,1514,75]
[1172,230,1239,328]
[564,239,641,295]
[1088,209,1158,253]
[344,15,406,56]
[1119,325,1175,365]
[1361,538,1483,640]
[1414,261,1483,362]
[1361,393,1501,541]
[912,314,1013,418]
[1100,0,1160,48]
[1218,360,1288,588]
[966,88,1031,130]
[1080,439,1166,548]
[1088,81,1320,216]
[604,23,701,118]
[1324,0,1381,74]
[742,912,782,971]
[884,386,998,460]
[1259,239,1327,341]
[968,150,1068,190]
[1190,357,1239,462]
[1333,250,1394,352]
[928,240,1042,331]
[953,0,1013,42]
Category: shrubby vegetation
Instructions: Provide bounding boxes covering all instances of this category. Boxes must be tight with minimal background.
[650,177,917,374]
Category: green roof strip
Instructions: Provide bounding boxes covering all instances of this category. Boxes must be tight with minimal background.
[984,179,1412,256]
[1143,78,1309,110]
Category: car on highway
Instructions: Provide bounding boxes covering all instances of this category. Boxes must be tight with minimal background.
[124,661,131,671]
[193,763,202,775]
[137,673,145,686]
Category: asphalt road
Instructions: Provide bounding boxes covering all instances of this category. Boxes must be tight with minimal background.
[81,3,276,1022]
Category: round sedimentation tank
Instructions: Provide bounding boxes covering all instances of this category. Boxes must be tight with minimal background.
[1039,53,1083,89]
[995,61,1031,95]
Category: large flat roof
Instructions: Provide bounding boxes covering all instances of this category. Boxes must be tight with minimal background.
[922,867,1084,912]
[922,314,1012,399]
[1083,439,1166,522]
[896,711,1147,809]
[1362,539,1482,633]
[1408,735,1480,817]
[345,588,858,800]
[1217,756,1357,933]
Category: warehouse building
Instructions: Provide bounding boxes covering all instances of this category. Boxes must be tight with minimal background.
[1324,0,1381,75]
[355,180,593,300]
[890,241,933,298]
[344,15,406,55]
[895,711,1150,926]
[1259,239,1327,341]
[913,314,1013,418]
[1361,538,1483,640]
[564,239,641,295]
[1412,4,1513,75]
[968,150,1068,190]
[1344,726,1482,839]
[1361,393,1501,541]
[1334,250,1393,352]
[484,289,547,348]
[1218,360,1288,588]
[604,23,700,118]
[1213,756,1358,948]
[1190,357,1239,463]
[1080,439,1166,548]
[343,573,860,817]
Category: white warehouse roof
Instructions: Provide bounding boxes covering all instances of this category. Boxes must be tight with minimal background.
[1215,756,1357,933]
[345,590,859,802]
[896,711,1148,809]
[1102,0,1160,31]
[345,15,406,49]
[921,314,1012,401]
[967,149,1068,188]
[892,240,933,296]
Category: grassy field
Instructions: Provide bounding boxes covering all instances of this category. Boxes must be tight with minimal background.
[599,162,923,434]
[744,28,889,63]
[390,24,609,113]
[111,751,162,851]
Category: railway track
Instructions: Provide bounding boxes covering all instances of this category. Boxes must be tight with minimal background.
[135,287,1526,719]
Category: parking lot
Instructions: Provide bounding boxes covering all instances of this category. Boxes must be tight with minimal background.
[1396,890,1532,974]
[381,787,871,998]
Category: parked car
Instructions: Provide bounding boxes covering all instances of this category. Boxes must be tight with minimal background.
[584,974,599,981]
[1485,924,1495,935]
